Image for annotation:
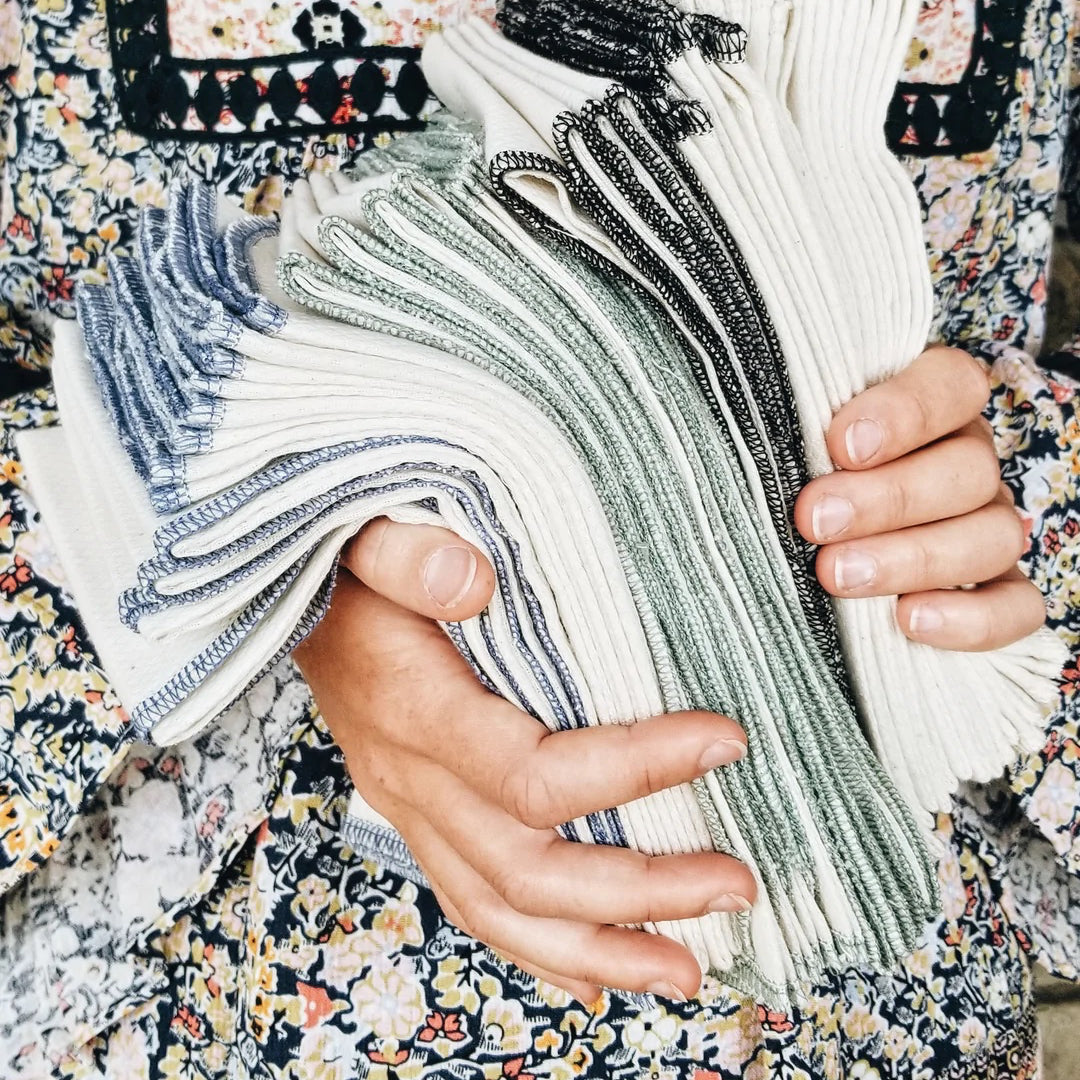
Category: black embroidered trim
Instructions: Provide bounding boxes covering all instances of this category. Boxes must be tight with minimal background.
[488,84,851,700]
[886,0,1030,157]
[497,0,745,95]
[105,0,433,141]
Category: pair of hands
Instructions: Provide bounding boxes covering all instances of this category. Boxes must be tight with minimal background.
[295,347,1045,1006]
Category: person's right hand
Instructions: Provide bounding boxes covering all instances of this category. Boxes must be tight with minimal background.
[293,519,755,1006]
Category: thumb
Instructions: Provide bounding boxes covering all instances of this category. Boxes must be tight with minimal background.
[341,518,495,621]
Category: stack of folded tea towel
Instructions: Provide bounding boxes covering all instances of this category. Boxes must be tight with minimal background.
[17,0,1064,1005]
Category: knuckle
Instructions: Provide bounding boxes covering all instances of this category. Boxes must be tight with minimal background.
[952,434,1002,506]
[884,475,912,529]
[973,444,1004,503]
[453,894,491,941]
[946,349,992,410]
[502,762,559,830]
[908,537,936,588]
[348,520,385,583]
[1003,509,1026,563]
[906,383,937,446]
[490,864,536,913]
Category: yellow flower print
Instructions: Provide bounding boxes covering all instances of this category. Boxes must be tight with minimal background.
[534,1028,560,1053]
[592,1021,616,1052]
[158,1044,193,1080]
[351,959,426,1041]
[1030,760,1080,832]
[479,997,531,1054]
[849,1064,883,1080]
[294,873,332,913]
[841,1005,883,1041]
[567,1045,592,1074]
[743,1048,778,1080]
[701,1002,765,1071]
[904,945,933,982]
[101,1019,152,1079]
[242,175,284,218]
[297,1025,354,1080]
[371,889,424,950]
[432,956,481,1013]
[98,158,138,201]
[217,17,252,50]
[623,1009,678,1054]
[882,1025,911,1062]
[957,1016,988,1056]
[526,972,573,1011]
[112,129,149,157]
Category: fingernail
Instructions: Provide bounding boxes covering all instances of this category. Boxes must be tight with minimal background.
[697,738,747,774]
[707,893,754,914]
[812,494,854,541]
[845,418,883,464]
[646,981,688,1003]
[834,550,877,591]
[909,604,946,635]
[423,547,477,608]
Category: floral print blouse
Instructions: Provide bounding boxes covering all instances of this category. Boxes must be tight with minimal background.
[2,0,1080,1078]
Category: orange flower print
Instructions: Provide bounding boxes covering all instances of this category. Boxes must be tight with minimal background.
[418,1010,467,1043]
[297,982,336,1029]
[369,1047,409,1066]
[2,827,27,857]
[755,1004,795,1034]
[0,555,31,595]
[198,799,227,838]
[1059,664,1079,700]
[503,1057,536,1079]
[170,1005,203,1039]
[993,315,1017,341]
[42,266,74,303]
[6,215,32,243]
[59,625,80,659]
[1050,380,1076,405]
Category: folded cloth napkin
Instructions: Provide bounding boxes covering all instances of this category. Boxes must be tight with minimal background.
[19,112,937,1003]
[422,1,1067,817]
[13,0,1061,1005]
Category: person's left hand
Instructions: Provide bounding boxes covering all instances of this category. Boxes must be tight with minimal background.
[794,345,1045,651]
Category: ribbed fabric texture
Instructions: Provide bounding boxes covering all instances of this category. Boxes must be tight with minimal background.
[425,2,1067,818]
[13,0,1064,1007]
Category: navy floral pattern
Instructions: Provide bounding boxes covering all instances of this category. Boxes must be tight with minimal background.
[1,0,1080,1076]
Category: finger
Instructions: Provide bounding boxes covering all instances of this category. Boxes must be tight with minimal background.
[396,700,747,831]
[342,517,495,621]
[434,886,601,1006]
[497,949,602,1009]
[816,501,1025,598]
[362,791,614,1003]
[399,754,756,922]
[397,802,703,1000]
[827,347,990,470]
[796,421,1001,543]
[897,569,1047,652]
